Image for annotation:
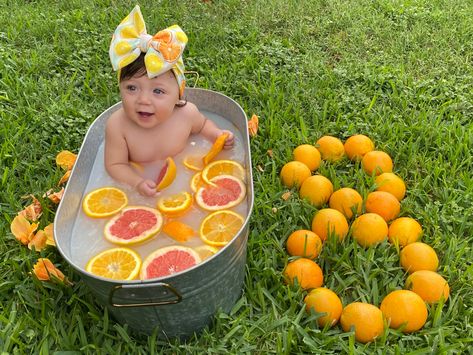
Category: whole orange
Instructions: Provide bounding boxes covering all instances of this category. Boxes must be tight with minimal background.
[375,172,406,201]
[286,230,323,259]
[328,187,363,219]
[293,144,321,172]
[344,134,375,160]
[365,191,400,222]
[340,302,384,343]
[315,136,345,162]
[299,175,333,207]
[361,151,393,176]
[405,270,450,304]
[304,287,343,327]
[380,290,428,333]
[283,258,324,290]
[311,208,349,242]
[280,161,311,188]
[400,242,439,273]
[351,213,388,247]
[388,217,423,247]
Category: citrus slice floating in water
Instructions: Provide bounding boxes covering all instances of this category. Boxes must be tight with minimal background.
[201,159,245,185]
[162,220,195,242]
[203,132,228,165]
[200,210,244,246]
[104,206,163,245]
[156,157,176,191]
[157,191,193,217]
[140,246,201,279]
[183,155,204,171]
[195,175,246,211]
[194,245,220,261]
[82,187,128,218]
[190,172,206,192]
[86,247,141,280]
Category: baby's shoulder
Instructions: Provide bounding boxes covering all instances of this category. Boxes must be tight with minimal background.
[176,101,199,116]
[105,108,126,133]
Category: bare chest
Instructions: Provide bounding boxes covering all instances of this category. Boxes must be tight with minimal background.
[124,122,192,163]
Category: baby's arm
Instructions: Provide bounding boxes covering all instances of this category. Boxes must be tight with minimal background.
[189,104,234,149]
[104,116,157,196]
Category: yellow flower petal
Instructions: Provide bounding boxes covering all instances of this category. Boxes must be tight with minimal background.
[28,230,48,251]
[18,195,42,221]
[58,169,71,185]
[44,223,55,246]
[10,215,38,245]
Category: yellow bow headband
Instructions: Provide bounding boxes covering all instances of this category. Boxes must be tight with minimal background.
[109,5,188,97]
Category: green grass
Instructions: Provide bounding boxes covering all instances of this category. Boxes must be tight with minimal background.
[1,0,472,353]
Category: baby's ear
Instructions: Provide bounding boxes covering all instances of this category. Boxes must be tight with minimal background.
[176,99,187,107]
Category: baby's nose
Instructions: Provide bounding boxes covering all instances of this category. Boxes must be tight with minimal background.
[137,90,152,104]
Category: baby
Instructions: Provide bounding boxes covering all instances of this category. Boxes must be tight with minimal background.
[105,6,234,197]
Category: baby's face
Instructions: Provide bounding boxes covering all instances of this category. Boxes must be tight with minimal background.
[119,71,180,129]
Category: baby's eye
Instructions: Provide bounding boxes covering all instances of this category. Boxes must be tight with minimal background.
[126,85,137,92]
[153,88,164,95]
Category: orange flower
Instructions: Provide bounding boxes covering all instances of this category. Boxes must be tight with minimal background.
[56,150,77,170]
[44,188,64,204]
[58,170,71,185]
[28,229,48,251]
[10,214,38,245]
[44,223,56,246]
[248,114,259,137]
[32,258,66,282]
[18,195,42,221]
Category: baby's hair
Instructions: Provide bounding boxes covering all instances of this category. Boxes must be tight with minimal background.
[119,52,187,106]
[119,53,147,82]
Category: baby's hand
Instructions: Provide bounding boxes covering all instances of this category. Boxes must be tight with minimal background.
[136,179,158,197]
[222,130,234,149]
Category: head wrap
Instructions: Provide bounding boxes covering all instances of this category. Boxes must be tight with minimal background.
[109,5,187,97]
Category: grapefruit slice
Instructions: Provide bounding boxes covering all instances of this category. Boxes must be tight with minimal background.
[140,246,201,279]
[162,220,195,242]
[86,247,141,280]
[156,157,176,191]
[104,206,163,245]
[203,133,229,165]
[82,187,128,218]
[157,191,193,217]
[201,159,245,185]
[195,175,246,211]
[194,245,220,261]
[200,210,244,246]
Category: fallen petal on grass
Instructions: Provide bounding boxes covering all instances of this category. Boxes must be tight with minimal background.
[58,170,71,185]
[10,215,39,245]
[44,223,56,246]
[32,258,72,285]
[45,188,64,204]
[248,114,259,137]
[18,195,42,221]
[28,230,48,251]
[281,191,292,201]
[56,150,77,170]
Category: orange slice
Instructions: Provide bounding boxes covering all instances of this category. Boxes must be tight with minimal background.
[201,160,245,185]
[194,245,220,261]
[157,191,193,216]
[183,155,204,171]
[82,187,128,218]
[156,157,176,191]
[86,247,141,280]
[203,133,229,165]
[190,172,207,192]
[200,210,244,246]
[163,221,195,242]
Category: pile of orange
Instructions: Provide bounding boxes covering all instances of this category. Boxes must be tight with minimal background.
[280,134,450,343]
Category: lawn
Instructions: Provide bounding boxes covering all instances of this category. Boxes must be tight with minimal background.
[1,0,472,353]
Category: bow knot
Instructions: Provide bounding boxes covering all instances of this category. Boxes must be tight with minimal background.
[109,5,188,97]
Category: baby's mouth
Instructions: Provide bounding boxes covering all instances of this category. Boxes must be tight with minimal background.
[138,111,154,118]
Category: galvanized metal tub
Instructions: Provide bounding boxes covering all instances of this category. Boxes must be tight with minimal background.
[54,88,254,338]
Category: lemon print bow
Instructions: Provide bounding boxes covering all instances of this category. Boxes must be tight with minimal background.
[109,5,188,97]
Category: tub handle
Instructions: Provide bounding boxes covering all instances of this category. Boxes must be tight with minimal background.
[109,282,182,308]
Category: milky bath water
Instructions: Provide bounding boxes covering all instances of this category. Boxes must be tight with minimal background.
[69,111,248,269]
